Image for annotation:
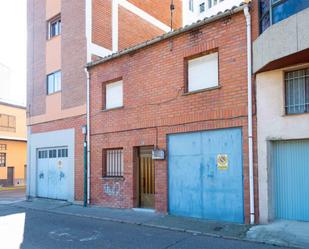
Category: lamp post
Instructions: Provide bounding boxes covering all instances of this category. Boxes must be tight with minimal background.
[81,125,87,207]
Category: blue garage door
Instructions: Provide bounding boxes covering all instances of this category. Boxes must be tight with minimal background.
[272,140,309,221]
[168,128,244,223]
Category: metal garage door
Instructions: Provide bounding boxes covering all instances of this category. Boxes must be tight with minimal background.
[168,128,244,223]
[37,147,69,200]
[272,140,309,221]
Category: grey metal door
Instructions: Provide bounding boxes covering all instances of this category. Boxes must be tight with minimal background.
[7,167,14,186]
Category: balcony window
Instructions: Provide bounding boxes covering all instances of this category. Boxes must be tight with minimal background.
[259,0,309,33]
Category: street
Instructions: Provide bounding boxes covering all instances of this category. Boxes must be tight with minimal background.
[0,204,292,249]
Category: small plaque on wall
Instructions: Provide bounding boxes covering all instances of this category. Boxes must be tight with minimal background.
[152,149,165,160]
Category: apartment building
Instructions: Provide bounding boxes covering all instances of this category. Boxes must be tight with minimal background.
[182,0,245,25]
[252,0,309,223]
[0,101,27,187]
[87,2,257,224]
[27,0,182,202]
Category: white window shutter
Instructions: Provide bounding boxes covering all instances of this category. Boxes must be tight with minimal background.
[188,52,218,92]
[106,80,123,109]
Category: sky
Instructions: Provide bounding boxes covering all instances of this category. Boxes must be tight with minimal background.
[0,1,27,106]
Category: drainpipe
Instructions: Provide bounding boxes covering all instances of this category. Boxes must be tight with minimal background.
[85,68,91,205]
[244,5,255,225]
[85,0,92,205]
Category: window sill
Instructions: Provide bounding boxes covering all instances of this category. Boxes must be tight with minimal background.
[47,90,61,96]
[103,106,124,112]
[183,85,221,96]
[101,176,125,181]
[282,111,309,117]
[47,34,61,41]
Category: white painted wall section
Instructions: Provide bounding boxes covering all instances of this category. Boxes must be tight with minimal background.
[256,64,309,223]
[112,0,119,52]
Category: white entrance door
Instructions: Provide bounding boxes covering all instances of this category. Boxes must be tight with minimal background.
[37,147,69,200]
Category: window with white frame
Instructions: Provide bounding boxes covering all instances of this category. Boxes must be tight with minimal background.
[105,80,123,109]
[47,71,61,95]
[104,149,124,177]
[187,52,219,92]
[285,68,309,115]
[48,15,61,39]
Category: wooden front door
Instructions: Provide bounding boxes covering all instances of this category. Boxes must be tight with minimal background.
[139,147,155,209]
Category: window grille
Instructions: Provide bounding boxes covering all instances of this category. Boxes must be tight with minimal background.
[285,68,309,115]
[104,149,124,177]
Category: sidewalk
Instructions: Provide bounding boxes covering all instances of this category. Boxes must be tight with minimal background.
[12,198,251,240]
[12,198,305,248]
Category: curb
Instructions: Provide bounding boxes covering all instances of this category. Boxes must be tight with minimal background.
[0,186,26,191]
[11,203,303,249]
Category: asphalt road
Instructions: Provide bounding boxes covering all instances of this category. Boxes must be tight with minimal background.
[0,205,292,249]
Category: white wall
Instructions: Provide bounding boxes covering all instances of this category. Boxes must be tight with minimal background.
[183,0,244,26]
[28,128,75,202]
[256,64,309,223]
[0,63,10,101]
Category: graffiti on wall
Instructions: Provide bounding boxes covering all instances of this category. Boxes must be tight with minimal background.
[103,182,120,196]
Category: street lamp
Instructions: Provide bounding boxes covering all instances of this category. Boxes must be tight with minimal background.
[81,125,87,207]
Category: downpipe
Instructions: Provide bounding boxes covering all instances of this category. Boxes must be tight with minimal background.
[244,5,255,225]
[85,68,91,205]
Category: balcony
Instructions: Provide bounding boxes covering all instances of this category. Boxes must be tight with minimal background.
[253,6,309,73]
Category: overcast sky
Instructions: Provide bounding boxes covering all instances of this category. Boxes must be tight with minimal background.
[0,1,26,106]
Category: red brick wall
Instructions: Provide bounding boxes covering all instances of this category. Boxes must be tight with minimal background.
[27,0,47,116]
[92,0,113,50]
[61,0,87,109]
[118,6,165,51]
[31,115,86,201]
[127,0,182,28]
[89,12,258,223]
[251,0,260,41]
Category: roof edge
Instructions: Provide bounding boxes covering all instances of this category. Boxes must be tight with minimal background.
[87,3,248,68]
[0,101,26,110]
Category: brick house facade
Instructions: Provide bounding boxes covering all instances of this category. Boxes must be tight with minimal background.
[88,3,258,224]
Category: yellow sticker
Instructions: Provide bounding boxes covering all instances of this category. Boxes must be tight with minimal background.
[217,154,228,170]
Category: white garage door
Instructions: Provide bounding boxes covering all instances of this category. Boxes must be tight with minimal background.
[37,147,70,200]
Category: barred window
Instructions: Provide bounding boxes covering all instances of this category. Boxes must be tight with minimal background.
[103,149,124,177]
[0,153,6,167]
[285,68,309,115]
